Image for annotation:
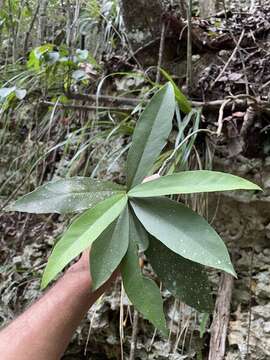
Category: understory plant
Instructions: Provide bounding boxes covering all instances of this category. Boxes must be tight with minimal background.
[7,82,261,335]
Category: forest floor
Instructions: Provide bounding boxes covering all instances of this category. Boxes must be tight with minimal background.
[1,3,270,360]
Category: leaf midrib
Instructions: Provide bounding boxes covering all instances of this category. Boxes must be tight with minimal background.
[130,102,168,187]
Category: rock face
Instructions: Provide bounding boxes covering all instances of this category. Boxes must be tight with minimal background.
[120,0,164,49]
[119,0,186,65]
[210,156,270,359]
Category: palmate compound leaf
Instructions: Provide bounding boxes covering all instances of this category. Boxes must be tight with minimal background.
[41,193,128,289]
[130,197,237,277]
[90,206,129,290]
[128,170,262,198]
[121,212,168,336]
[6,177,125,214]
[127,82,176,189]
[146,236,213,313]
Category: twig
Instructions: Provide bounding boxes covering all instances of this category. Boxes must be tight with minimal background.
[211,29,246,88]
[127,37,161,60]
[246,248,254,360]
[41,93,270,117]
[216,98,232,136]
[173,313,192,353]
[84,295,104,355]
[24,2,40,56]
[158,128,215,175]
[186,0,193,92]
[156,21,166,84]
[40,100,134,112]
[120,281,125,360]
[66,92,140,106]
[129,309,139,360]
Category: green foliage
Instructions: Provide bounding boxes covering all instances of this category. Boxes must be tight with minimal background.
[121,227,168,336]
[7,177,125,214]
[41,193,128,289]
[160,68,192,114]
[90,206,129,290]
[7,82,261,334]
[130,197,236,276]
[127,82,175,189]
[129,209,149,252]
[0,86,27,110]
[27,44,97,85]
[146,237,213,313]
[128,170,261,198]
[27,44,55,70]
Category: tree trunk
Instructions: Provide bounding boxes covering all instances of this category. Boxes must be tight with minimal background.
[208,274,234,360]
[37,0,49,45]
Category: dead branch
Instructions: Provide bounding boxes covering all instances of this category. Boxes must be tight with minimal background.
[217,99,233,136]
[156,21,166,84]
[66,92,140,106]
[60,92,270,121]
[211,29,246,88]
[208,273,234,360]
[40,101,134,112]
[129,310,139,360]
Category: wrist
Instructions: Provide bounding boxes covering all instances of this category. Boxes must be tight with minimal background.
[62,267,92,297]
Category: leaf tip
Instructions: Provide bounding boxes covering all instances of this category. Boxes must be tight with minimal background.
[3,204,13,212]
[254,183,263,191]
[41,268,53,290]
[226,266,238,279]
[91,281,100,292]
[40,277,49,290]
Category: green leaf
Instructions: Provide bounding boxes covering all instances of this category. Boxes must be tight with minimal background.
[121,233,168,336]
[146,236,213,313]
[90,206,129,290]
[160,68,192,114]
[41,193,127,288]
[76,49,89,61]
[0,86,16,99]
[27,44,54,70]
[6,177,125,214]
[128,170,262,198]
[15,89,27,100]
[46,51,60,64]
[72,69,89,81]
[127,82,175,189]
[200,313,210,338]
[129,208,149,252]
[131,197,236,276]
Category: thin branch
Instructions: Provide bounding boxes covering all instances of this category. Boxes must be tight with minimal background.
[40,100,134,112]
[156,21,166,84]
[246,248,255,359]
[211,29,246,88]
[24,2,40,56]
[216,98,232,136]
[129,310,139,360]
[186,0,193,92]
[66,92,140,106]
